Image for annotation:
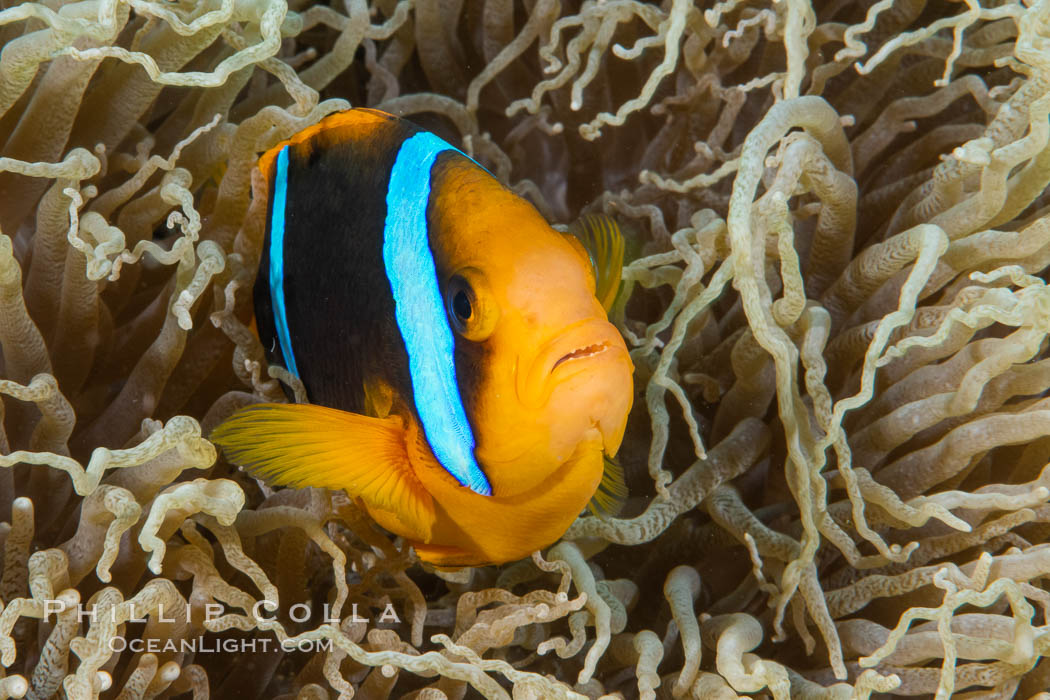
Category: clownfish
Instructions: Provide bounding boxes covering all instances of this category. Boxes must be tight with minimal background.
[211,108,633,567]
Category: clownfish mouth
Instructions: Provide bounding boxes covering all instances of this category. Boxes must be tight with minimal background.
[519,318,630,408]
[551,342,610,373]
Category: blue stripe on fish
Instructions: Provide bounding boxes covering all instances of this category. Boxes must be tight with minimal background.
[270,145,300,379]
[384,132,492,497]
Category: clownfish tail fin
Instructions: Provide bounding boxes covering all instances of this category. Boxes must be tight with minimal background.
[570,213,626,314]
[587,456,628,519]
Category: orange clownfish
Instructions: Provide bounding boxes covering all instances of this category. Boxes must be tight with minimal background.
[211,108,633,567]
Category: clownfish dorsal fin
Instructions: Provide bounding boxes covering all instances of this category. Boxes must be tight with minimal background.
[587,456,628,518]
[569,213,626,314]
[211,403,435,541]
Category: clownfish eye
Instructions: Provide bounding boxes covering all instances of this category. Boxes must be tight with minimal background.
[446,276,476,334]
[446,270,498,342]
[452,289,472,321]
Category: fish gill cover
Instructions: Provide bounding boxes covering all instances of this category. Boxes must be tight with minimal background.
[1,0,1050,698]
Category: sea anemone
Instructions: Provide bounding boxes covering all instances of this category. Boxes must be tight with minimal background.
[2,0,1050,698]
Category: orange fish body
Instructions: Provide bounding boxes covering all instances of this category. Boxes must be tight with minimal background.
[212,109,633,567]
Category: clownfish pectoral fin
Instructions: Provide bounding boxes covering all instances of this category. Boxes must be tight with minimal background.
[587,456,628,519]
[569,213,626,314]
[363,375,395,419]
[211,403,435,540]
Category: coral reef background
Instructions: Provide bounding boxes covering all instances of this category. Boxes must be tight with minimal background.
[2,0,1050,697]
